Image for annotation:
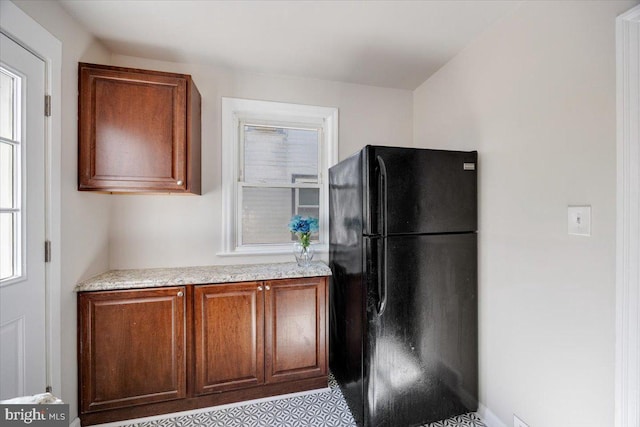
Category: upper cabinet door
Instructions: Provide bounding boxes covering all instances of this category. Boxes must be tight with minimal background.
[78,63,201,194]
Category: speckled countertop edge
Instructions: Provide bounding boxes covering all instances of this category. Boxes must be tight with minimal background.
[75,261,332,292]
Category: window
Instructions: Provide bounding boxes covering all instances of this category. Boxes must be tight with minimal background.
[0,67,22,282]
[221,98,338,255]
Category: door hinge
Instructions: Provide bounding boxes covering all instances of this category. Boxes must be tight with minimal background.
[44,95,51,117]
[45,240,51,263]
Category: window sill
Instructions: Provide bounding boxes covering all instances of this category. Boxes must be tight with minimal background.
[217,244,328,257]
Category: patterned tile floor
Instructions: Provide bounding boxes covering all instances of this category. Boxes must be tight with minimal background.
[103,375,485,427]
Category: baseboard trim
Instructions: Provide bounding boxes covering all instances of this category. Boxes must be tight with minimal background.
[478,404,507,427]
[69,417,81,427]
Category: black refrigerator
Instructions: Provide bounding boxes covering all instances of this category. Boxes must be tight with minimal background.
[329,146,478,427]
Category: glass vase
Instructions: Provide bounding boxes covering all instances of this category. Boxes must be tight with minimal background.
[293,242,314,267]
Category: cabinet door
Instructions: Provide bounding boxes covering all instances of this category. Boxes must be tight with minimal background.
[78,63,191,192]
[79,287,186,413]
[194,283,264,394]
[265,277,327,383]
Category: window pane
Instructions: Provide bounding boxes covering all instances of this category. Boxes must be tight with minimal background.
[242,187,292,244]
[0,71,14,140]
[241,187,320,245]
[297,207,320,219]
[0,142,14,208]
[298,188,319,206]
[243,125,318,184]
[0,212,14,280]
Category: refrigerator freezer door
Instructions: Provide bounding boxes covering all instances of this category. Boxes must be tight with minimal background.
[364,233,478,426]
[365,146,477,235]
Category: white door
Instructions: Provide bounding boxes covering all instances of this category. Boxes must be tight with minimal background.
[0,33,47,399]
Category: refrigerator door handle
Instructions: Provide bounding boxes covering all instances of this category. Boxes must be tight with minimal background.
[376,155,388,316]
[378,238,388,316]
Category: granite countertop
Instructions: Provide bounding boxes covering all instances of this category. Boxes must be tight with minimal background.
[75,261,332,292]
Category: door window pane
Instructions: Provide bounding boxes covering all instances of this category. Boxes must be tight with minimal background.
[0,212,14,280]
[243,125,318,184]
[0,142,14,208]
[0,66,20,283]
[0,71,14,140]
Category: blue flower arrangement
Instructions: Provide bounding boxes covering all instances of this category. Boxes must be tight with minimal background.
[288,215,319,249]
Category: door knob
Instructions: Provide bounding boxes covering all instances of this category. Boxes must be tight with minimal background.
[177,291,184,297]
[176,180,183,186]
[257,286,263,291]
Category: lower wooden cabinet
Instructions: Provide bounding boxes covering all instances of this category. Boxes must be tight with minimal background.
[78,287,187,413]
[78,276,328,426]
[194,278,327,395]
[194,282,265,394]
[265,278,327,383]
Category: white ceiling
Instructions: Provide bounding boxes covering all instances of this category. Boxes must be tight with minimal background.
[59,0,521,90]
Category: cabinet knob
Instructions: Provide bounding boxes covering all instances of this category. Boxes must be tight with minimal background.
[177,291,184,297]
[265,285,271,291]
[176,180,184,186]
[257,286,263,291]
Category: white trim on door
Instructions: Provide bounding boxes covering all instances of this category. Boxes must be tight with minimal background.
[0,0,62,400]
[616,5,640,427]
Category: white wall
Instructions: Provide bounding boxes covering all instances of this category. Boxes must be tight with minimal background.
[18,1,631,425]
[11,0,111,422]
[413,1,637,426]
[107,55,413,269]
[7,1,412,419]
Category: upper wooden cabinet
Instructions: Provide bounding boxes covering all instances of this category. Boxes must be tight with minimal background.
[78,63,201,194]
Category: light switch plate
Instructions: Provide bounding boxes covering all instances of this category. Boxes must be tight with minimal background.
[568,205,591,236]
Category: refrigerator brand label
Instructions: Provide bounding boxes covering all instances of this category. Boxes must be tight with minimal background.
[463,163,476,171]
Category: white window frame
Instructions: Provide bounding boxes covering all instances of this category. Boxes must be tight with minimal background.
[293,177,321,223]
[220,97,338,256]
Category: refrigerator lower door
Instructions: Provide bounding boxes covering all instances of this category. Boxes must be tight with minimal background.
[329,243,366,426]
[364,233,478,427]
